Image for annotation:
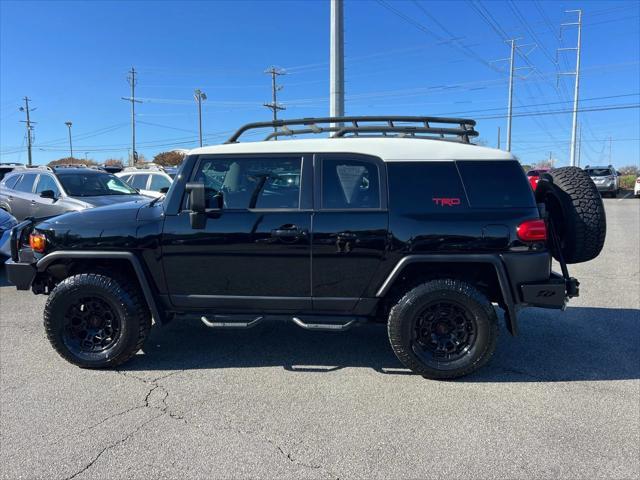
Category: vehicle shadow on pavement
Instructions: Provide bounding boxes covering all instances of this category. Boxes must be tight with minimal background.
[120,305,640,382]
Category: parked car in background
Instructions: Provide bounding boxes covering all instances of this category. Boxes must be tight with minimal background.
[634,177,640,197]
[116,165,173,198]
[0,165,150,221]
[101,165,124,174]
[526,167,551,191]
[0,163,24,182]
[0,208,18,257]
[584,165,620,197]
[164,166,179,178]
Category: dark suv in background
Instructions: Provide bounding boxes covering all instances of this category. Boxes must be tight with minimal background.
[0,165,150,220]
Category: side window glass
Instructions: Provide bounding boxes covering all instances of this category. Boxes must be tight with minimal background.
[2,174,21,190]
[149,174,171,191]
[193,157,301,209]
[130,174,149,190]
[14,173,37,193]
[120,175,132,185]
[321,159,380,209]
[35,175,60,197]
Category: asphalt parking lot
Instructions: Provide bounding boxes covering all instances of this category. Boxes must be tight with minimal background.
[1,196,638,480]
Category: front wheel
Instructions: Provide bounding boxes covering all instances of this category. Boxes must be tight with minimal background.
[387,279,498,380]
[44,273,151,368]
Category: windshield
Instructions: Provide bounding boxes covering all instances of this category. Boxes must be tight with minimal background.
[58,172,138,197]
[585,168,612,177]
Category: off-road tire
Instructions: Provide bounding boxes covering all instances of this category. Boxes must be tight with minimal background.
[536,166,606,264]
[44,273,151,368]
[387,279,498,380]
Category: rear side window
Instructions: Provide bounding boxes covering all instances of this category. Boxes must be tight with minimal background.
[14,173,37,193]
[457,160,535,208]
[321,158,380,209]
[1,174,21,190]
[388,162,467,213]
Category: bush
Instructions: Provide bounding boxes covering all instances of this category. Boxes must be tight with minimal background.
[620,175,637,190]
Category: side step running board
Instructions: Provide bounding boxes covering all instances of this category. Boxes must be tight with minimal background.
[201,315,263,328]
[292,316,358,332]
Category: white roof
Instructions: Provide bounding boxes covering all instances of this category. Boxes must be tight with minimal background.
[188,137,515,162]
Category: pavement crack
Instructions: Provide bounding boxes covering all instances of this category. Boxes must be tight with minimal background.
[63,412,163,480]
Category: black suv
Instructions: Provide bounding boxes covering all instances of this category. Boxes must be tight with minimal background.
[0,165,149,220]
[4,117,606,379]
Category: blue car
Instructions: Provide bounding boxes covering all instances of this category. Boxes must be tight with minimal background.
[0,208,18,258]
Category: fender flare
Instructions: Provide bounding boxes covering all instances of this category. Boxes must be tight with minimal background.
[36,251,165,325]
[375,254,519,335]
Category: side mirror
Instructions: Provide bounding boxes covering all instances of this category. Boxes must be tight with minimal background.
[185,182,206,229]
[159,187,169,194]
[40,190,56,200]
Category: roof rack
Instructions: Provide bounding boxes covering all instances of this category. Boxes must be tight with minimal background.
[51,164,89,169]
[13,165,53,172]
[123,164,165,172]
[225,116,478,144]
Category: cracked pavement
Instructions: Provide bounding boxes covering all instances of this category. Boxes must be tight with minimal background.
[1,198,639,479]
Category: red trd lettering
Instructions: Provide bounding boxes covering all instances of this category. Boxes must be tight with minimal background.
[432,197,461,207]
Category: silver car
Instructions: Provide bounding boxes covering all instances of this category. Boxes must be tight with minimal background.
[0,165,150,221]
[584,165,620,198]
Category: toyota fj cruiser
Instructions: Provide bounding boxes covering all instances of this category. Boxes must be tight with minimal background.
[4,117,606,379]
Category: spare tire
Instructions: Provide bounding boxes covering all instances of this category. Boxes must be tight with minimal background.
[536,166,606,264]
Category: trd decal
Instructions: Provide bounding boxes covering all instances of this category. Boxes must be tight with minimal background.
[432,197,461,207]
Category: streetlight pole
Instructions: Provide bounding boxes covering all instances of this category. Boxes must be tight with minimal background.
[194,89,207,147]
[65,121,73,160]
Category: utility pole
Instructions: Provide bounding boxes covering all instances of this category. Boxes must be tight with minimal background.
[577,123,582,167]
[506,39,516,152]
[85,152,89,161]
[493,38,533,152]
[608,136,612,164]
[263,66,286,139]
[19,97,35,166]
[65,121,73,159]
[330,0,344,128]
[558,10,582,166]
[497,127,501,149]
[194,89,207,147]
[121,67,142,166]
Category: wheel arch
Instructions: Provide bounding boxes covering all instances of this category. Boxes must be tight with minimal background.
[36,251,165,325]
[376,254,518,335]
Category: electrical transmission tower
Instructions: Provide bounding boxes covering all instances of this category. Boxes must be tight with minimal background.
[557,9,583,167]
[19,97,36,166]
[493,40,535,152]
[121,67,142,165]
[264,66,286,139]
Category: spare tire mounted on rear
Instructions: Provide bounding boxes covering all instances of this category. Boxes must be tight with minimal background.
[536,166,606,264]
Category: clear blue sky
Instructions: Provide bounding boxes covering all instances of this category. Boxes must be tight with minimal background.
[1,0,638,168]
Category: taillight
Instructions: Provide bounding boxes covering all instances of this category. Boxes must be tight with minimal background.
[528,175,540,191]
[29,233,47,253]
[517,219,547,242]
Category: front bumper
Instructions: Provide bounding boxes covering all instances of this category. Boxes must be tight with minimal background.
[594,183,617,192]
[5,258,36,290]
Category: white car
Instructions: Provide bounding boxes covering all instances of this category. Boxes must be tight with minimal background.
[116,168,173,198]
[634,176,640,197]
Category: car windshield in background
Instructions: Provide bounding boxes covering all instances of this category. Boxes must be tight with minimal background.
[585,168,611,177]
[57,172,138,197]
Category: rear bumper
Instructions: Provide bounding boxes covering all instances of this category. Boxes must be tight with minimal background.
[595,184,617,192]
[520,272,579,309]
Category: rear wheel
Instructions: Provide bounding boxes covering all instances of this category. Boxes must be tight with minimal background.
[44,273,151,368]
[387,279,498,380]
